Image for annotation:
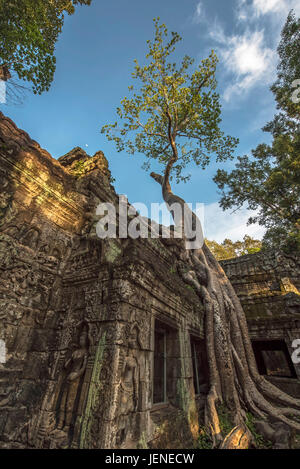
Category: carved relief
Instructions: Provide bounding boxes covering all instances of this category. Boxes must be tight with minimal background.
[54,322,91,434]
[66,238,102,274]
[51,247,62,260]
[116,323,142,447]
[0,172,13,220]
[39,244,51,256]
[0,233,19,268]
[2,224,21,239]
[21,227,40,250]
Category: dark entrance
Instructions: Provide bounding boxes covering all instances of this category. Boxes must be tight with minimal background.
[251,339,297,378]
[153,319,180,405]
[190,336,209,394]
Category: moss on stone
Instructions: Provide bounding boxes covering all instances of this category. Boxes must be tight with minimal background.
[177,378,199,440]
[245,412,272,449]
[137,432,148,449]
[217,403,234,437]
[196,427,213,449]
[104,240,122,264]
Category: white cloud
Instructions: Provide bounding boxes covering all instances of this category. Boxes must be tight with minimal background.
[196,1,202,17]
[238,0,300,21]
[227,32,270,75]
[209,23,275,101]
[193,1,205,24]
[203,202,265,243]
[194,0,300,103]
[253,0,285,15]
[221,30,275,101]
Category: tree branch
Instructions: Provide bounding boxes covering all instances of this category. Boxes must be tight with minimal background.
[177,70,215,131]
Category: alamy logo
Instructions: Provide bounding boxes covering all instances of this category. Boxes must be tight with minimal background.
[291,339,300,365]
[0,340,6,364]
[291,79,300,104]
[95,195,204,250]
[0,80,6,104]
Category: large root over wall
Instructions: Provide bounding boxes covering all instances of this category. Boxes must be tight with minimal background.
[150,171,300,449]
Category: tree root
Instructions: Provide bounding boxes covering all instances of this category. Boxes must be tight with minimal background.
[204,386,222,447]
[182,247,300,445]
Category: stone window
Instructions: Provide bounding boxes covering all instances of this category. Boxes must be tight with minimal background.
[190,336,208,394]
[152,320,180,405]
[252,339,297,378]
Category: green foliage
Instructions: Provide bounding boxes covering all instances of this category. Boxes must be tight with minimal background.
[206,235,262,261]
[293,433,300,449]
[101,18,238,183]
[137,432,148,449]
[245,413,272,449]
[73,158,88,177]
[104,240,122,264]
[196,427,213,449]
[0,0,91,94]
[271,10,300,117]
[196,404,234,448]
[214,11,300,254]
[217,403,234,436]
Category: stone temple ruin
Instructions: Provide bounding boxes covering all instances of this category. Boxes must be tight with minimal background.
[0,112,299,449]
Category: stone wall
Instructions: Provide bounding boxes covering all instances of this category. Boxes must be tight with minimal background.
[221,253,300,396]
[0,113,204,449]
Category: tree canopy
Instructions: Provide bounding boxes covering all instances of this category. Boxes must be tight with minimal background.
[206,235,262,261]
[271,10,300,117]
[214,10,300,253]
[0,0,91,95]
[101,18,238,184]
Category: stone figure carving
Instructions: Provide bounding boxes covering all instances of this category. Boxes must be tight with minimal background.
[0,237,12,266]
[51,248,61,260]
[117,324,142,446]
[0,174,12,217]
[21,227,40,249]
[55,323,90,432]
[2,224,20,238]
[9,267,30,297]
[39,244,51,255]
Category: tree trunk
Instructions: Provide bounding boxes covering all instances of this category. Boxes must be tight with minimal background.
[150,170,300,448]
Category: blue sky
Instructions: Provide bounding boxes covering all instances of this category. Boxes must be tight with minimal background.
[2,0,299,242]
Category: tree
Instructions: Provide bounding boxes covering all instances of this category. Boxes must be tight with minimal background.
[205,239,236,261]
[214,11,300,253]
[0,0,91,95]
[102,19,300,447]
[239,234,262,255]
[206,235,262,261]
[271,10,300,117]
